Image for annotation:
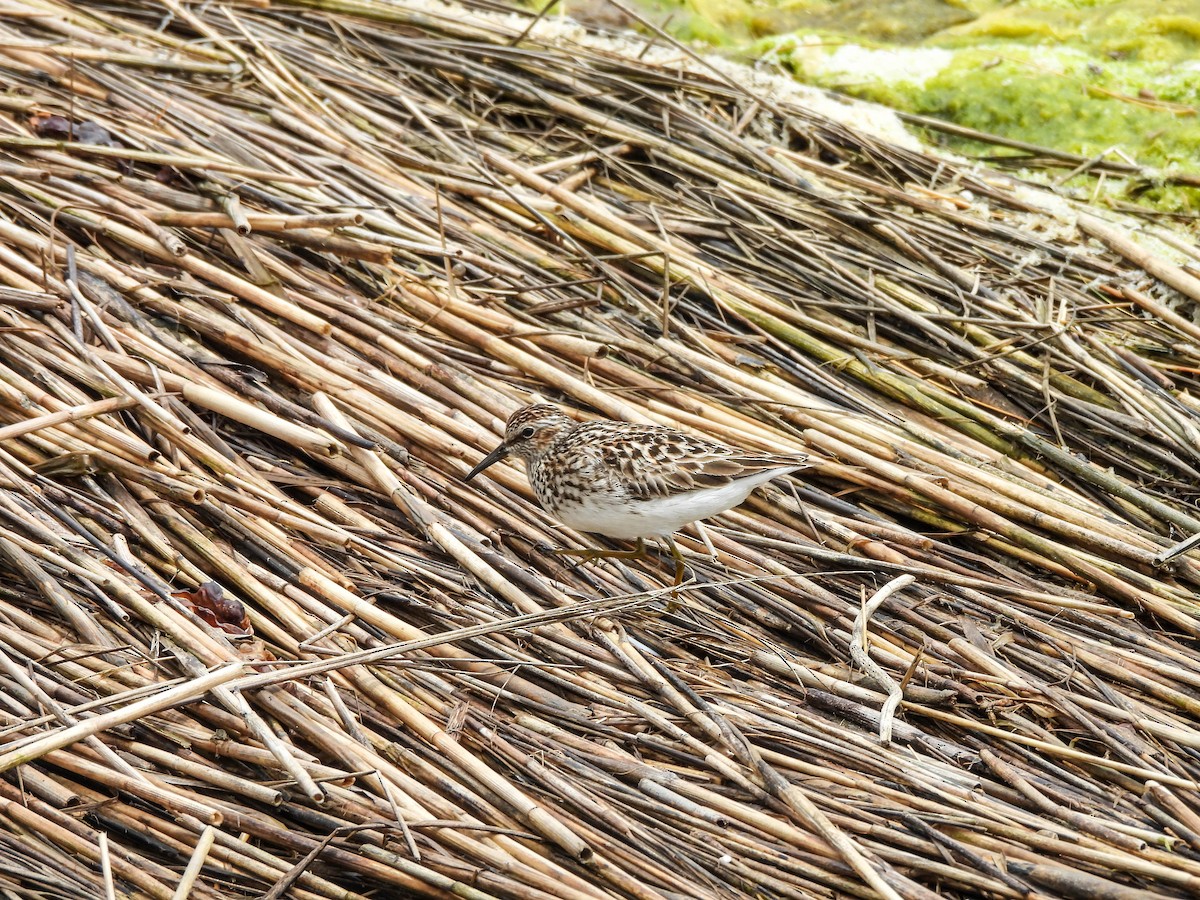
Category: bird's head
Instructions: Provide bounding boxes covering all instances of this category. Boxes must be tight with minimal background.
[464,404,574,481]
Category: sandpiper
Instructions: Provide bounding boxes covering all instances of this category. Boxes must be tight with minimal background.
[464,404,808,583]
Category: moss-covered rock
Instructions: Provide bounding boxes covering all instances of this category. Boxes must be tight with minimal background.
[749,1,1200,210]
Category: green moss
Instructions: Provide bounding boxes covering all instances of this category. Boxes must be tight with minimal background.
[758,0,975,42]
[936,1,1200,61]
[919,55,1169,157]
[618,0,1200,211]
[950,16,1065,40]
[1145,14,1200,42]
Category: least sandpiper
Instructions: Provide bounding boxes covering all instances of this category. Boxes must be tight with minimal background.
[464,404,808,583]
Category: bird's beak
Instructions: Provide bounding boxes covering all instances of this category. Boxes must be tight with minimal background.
[464,443,509,482]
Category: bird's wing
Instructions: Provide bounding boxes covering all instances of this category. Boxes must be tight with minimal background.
[578,423,806,500]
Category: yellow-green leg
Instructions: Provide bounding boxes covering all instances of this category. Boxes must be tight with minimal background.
[665,536,687,586]
[554,537,686,586]
[554,537,648,567]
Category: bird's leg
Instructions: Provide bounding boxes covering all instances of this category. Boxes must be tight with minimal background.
[553,537,648,566]
[664,536,687,586]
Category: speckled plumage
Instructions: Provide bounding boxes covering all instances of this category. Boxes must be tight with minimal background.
[465,404,808,542]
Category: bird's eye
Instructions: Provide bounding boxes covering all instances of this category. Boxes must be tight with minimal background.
[521,426,536,438]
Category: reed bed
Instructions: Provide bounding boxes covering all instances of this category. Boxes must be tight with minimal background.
[0,0,1198,897]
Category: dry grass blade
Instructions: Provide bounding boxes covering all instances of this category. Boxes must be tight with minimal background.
[0,0,1197,898]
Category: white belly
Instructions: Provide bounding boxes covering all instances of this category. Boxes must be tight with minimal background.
[550,468,795,539]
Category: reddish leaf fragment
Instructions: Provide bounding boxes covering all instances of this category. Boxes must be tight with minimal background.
[173,581,252,636]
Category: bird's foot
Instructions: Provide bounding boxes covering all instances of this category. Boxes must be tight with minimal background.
[551,537,648,567]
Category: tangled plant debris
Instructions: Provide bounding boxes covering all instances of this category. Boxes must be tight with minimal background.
[0,1,1198,898]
